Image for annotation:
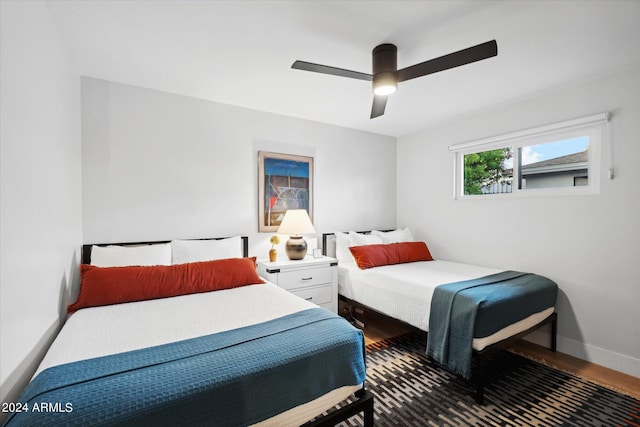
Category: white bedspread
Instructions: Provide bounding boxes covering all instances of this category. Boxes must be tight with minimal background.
[340,260,501,331]
[37,282,315,376]
[339,260,554,351]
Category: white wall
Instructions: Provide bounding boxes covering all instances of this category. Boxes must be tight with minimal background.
[397,64,640,377]
[0,1,82,406]
[81,77,396,257]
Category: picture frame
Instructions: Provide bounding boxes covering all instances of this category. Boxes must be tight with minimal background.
[258,151,313,232]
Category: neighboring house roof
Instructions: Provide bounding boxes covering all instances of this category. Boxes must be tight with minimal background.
[522,150,588,175]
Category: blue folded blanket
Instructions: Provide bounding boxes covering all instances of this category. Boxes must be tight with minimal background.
[426,271,557,379]
[4,308,366,427]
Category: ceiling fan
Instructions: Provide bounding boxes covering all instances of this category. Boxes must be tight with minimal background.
[292,40,497,119]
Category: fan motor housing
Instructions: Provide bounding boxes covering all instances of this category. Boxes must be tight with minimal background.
[372,44,397,74]
[372,44,398,95]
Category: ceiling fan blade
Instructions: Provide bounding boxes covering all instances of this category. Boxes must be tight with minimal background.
[370,95,388,119]
[292,60,372,81]
[397,40,497,82]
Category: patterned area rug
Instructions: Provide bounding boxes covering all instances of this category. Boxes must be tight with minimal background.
[337,332,640,426]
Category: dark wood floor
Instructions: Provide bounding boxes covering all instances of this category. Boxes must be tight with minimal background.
[341,301,640,400]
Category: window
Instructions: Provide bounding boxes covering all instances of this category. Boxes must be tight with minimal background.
[451,113,609,199]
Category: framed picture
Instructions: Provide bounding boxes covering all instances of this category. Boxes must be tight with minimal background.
[258,151,313,232]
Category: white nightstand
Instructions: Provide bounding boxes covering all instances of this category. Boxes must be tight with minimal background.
[257,256,338,313]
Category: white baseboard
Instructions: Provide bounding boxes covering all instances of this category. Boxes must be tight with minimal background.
[524,330,640,378]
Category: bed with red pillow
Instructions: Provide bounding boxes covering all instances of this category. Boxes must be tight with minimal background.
[323,231,558,404]
[4,237,372,427]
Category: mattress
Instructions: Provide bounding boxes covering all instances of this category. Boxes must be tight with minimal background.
[339,260,554,351]
[34,282,361,426]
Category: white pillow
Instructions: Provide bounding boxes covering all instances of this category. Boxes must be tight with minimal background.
[334,231,353,263]
[349,231,384,246]
[171,236,242,264]
[371,228,414,244]
[334,231,385,263]
[90,243,172,267]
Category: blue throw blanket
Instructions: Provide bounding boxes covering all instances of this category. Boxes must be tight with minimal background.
[426,271,557,379]
[4,308,365,427]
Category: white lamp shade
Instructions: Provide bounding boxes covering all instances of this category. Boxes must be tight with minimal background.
[277,209,316,235]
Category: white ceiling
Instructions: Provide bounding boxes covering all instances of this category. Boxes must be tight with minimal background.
[47,0,640,137]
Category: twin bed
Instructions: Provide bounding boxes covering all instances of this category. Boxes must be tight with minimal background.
[4,237,372,427]
[323,229,558,404]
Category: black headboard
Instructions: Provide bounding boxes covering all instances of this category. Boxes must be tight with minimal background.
[82,236,249,264]
[322,230,393,257]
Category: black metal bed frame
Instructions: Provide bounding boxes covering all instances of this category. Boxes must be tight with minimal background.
[473,311,556,403]
[304,389,374,427]
[322,232,557,405]
[81,236,374,426]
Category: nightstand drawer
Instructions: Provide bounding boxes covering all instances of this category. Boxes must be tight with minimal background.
[256,256,338,314]
[291,285,332,306]
[277,267,332,290]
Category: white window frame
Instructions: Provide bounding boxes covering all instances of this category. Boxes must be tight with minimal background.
[450,113,610,200]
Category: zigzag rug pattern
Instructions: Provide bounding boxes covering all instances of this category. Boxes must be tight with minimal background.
[336,332,640,426]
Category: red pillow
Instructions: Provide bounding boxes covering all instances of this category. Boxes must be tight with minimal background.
[68,257,264,313]
[349,242,433,269]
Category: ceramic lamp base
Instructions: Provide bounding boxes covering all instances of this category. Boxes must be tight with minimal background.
[285,236,307,260]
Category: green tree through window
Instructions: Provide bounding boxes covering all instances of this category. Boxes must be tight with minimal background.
[463,148,512,195]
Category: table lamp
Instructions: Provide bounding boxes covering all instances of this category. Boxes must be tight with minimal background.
[277,209,316,260]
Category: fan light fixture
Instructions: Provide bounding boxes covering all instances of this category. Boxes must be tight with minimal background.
[372,44,398,97]
[373,72,397,96]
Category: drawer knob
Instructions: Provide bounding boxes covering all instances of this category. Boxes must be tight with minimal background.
[306,297,313,301]
[301,277,313,281]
